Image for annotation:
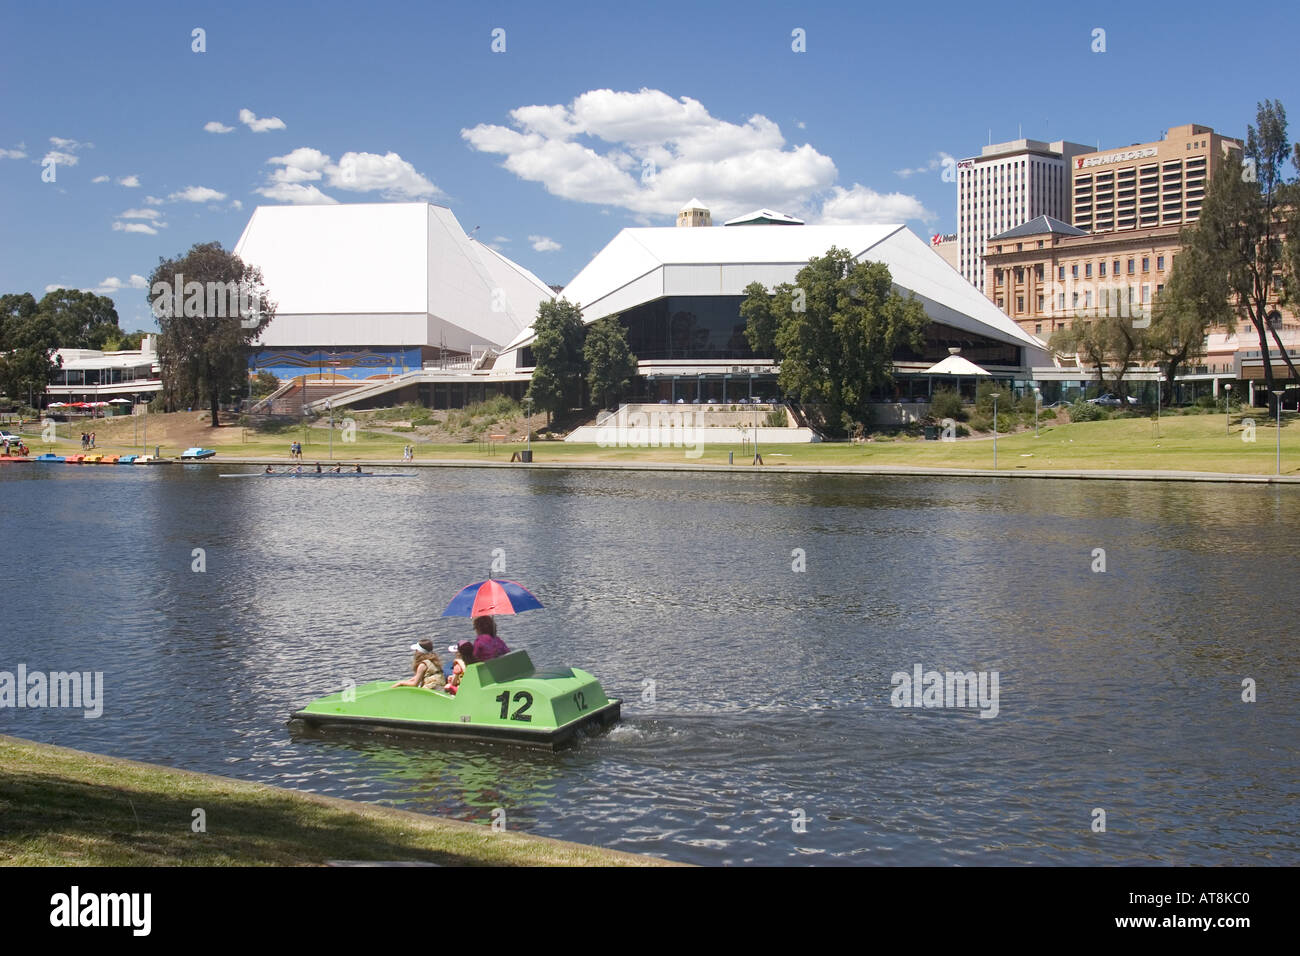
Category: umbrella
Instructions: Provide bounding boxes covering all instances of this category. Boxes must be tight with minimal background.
[108,398,130,404]
[441,579,543,618]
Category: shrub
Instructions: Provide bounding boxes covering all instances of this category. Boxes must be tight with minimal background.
[764,409,788,427]
[929,387,964,421]
[1068,400,1106,422]
[975,380,1015,415]
[1195,395,1219,409]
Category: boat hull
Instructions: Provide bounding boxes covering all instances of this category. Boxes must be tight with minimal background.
[291,650,621,749]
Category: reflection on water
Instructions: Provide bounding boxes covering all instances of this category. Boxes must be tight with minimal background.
[2,465,1297,865]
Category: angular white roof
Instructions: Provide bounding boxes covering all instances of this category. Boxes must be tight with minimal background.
[723,208,805,226]
[232,202,553,353]
[502,224,1043,357]
[680,197,708,212]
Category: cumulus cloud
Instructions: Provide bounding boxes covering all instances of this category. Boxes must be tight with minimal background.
[42,136,91,168]
[257,147,440,202]
[119,208,162,220]
[463,88,932,225]
[144,195,164,205]
[817,184,934,224]
[168,185,226,203]
[204,121,235,134]
[462,88,842,221]
[42,150,79,167]
[230,199,243,210]
[254,182,338,204]
[95,275,149,294]
[0,147,27,160]
[118,174,140,187]
[529,235,561,252]
[112,221,159,235]
[240,108,286,132]
[894,152,954,179]
[91,174,109,183]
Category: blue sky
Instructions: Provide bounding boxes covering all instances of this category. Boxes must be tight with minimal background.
[2,0,1295,332]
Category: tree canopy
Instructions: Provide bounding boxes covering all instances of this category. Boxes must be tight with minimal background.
[583,315,637,410]
[741,247,927,435]
[526,298,586,421]
[148,241,274,426]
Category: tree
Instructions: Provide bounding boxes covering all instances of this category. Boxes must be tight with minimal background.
[526,298,585,422]
[741,248,927,436]
[148,242,274,426]
[36,289,121,349]
[1146,241,1227,403]
[1184,100,1300,393]
[0,293,60,407]
[583,315,637,409]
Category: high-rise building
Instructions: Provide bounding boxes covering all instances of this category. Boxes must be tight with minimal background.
[957,138,1090,293]
[1070,124,1241,233]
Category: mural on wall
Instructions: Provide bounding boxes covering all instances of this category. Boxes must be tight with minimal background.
[250,348,424,381]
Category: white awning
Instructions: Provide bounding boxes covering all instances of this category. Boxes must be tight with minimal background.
[923,353,991,376]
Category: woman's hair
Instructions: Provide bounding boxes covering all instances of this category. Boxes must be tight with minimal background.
[457,641,476,664]
[472,615,497,637]
[414,651,442,669]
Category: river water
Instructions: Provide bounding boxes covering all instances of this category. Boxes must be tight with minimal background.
[2,464,1296,865]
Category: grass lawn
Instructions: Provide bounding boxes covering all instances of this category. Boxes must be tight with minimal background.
[26,410,1300,475]
[0,735,671,866]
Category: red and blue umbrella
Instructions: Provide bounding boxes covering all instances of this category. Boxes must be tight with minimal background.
[441,579,544,618]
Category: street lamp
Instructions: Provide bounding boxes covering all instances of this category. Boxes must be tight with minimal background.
[1272,389,1285,476]
[1224,382,1232,435]
[524,395,533,461]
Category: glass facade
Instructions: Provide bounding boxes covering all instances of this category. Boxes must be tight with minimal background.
[619,296,756,361]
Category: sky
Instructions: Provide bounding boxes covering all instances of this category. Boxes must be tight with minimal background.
[2,0,1296,333]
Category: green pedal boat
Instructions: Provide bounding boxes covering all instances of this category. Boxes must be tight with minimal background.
[291,650,621,749]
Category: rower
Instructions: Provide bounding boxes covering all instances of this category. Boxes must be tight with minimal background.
[354,464,362,473]
[331,464,342,473]
[315,462,323,473]
[264,464,274,474]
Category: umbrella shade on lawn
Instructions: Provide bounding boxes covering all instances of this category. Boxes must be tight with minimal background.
[441,579,543,618]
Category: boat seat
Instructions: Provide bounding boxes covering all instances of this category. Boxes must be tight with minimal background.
[472,650,535,685]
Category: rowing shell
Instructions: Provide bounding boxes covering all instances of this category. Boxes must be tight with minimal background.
[218,472,415,478]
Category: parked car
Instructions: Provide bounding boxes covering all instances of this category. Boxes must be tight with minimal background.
[1087,393,1139,407]
[0,430,22,445]
[1042,400,1071,409]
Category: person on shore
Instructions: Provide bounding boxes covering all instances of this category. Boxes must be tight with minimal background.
[89,432,96,449]
[392,639,445,690]
[470,615,510,661]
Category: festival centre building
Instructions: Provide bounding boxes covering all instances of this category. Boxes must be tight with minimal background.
[491,204,1048,404]
[231,202,554,408]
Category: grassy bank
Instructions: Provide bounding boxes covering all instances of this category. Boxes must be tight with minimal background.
[0,735,672,866]
[15,410,1300,475]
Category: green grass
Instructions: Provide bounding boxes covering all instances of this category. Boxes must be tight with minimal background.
[0,735,672,867]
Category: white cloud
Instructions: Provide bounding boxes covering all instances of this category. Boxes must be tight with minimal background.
[230,199,243,210]
[117,174,140,187]
[94,275,150,294]
[253,182,338,204]
[328,151,442,199]
[239,108,286,132]
[258,147,440,201]
[817,184,934,224]
[529,235,561,252]
[168,185,227,203]
[49,136,85,150]
[112,221,159,235]
[0,147,27,160]
[492,235,510,243]
[91,174,109,183]
[144,195,164,205]
[44,284,63,293]
[894,152,954,179]
[119,208,162,220]
[204,121,235,134]
[462,88,839,221]
[42,136,91,168]
[42,150,79,167]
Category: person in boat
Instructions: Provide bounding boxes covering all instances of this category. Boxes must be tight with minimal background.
[331,464,342,473]
[354,464,363,473]
[392,639,445,690]
[470,615,510,661]
[443,641,475,694]
[293,463,303,474]
[314,462,322,473]
[264,464,274,474]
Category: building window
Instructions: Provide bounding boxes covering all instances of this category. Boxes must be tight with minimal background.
[996,298,1004,309]
[1035,323,1042,334]
[1085,263,1092,278]
[1057,293,1065,309]
[1072,265,1079,278]
[1037,294,1044,312]
[1085,291,1093,309]
[1035,264,1044,280]
[1141,284,1151,304]
[1099,261,1106,277]
[1142,257,1150,272]
[1128,258,1135,274]
[1113,259,1120,275]
[1157,255,1165,270]
[1058,266,1065,281]
[1017,296,1024,313]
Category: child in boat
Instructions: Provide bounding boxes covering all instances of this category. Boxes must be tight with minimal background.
[443,642,475,695]
[392,639,444,690]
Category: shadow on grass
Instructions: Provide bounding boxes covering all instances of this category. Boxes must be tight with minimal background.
[0,767,501,867]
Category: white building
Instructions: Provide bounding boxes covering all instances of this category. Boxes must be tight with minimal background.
[493,214,1047,403]
[957,139,1090,294]
[231,202,553,382]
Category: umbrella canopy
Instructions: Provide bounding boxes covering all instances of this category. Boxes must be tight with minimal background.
[108,398,130,404]
[923,353,991,376]
[441,579,543,618]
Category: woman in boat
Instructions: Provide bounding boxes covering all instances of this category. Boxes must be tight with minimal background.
[470,616,510,661]
[392,639,445,690]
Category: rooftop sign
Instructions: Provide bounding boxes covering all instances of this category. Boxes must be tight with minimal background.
[1077,147,1158,169]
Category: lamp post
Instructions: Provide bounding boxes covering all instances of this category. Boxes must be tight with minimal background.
[524,395,533,460]
[1272,389,1285,476]
[1224,382,1232,435]
[1033,386,1041,438]
[326,399,333,460]
[992,391,999,469]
